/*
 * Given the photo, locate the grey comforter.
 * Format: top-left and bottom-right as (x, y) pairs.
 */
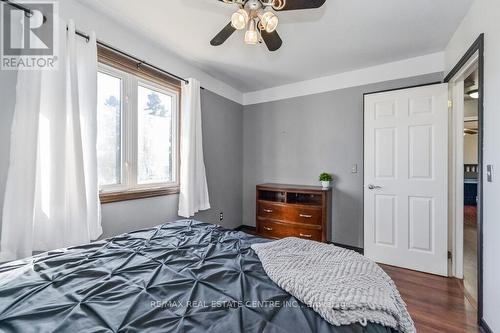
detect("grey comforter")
(0, 220), (397, 333)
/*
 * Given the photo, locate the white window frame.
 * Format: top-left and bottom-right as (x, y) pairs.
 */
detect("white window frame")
(97, 64), (126, 193)
(134, 79), (179, 189)
(97, 63), (180, 195)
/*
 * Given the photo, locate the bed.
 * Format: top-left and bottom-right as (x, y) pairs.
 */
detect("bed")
(0, 220), (396, 333)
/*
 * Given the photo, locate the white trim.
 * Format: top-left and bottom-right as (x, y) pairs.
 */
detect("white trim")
(243, 52), (445, 106)
(202, 80), (243, 105)
(447, 51), (479, 278)
(97, 63), (127, 193)
(451, 80), (465, 279)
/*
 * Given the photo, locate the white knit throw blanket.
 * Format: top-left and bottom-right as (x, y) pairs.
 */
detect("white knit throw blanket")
(251, 238), (416, 333)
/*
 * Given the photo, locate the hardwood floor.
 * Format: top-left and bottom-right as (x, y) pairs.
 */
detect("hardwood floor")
(381, 264), (479, 333)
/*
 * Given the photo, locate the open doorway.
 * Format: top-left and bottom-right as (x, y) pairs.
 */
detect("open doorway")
(463, 70), (479, 305)
(445, 34), (484, 325)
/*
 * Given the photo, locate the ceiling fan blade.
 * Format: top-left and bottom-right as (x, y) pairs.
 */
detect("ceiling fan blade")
(210, 22), (236, 46)
(261, 30), (282, 51)
(275, 0), (326, 11)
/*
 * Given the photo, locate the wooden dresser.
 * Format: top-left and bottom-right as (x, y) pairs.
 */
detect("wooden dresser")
(256, 183), (332, 242)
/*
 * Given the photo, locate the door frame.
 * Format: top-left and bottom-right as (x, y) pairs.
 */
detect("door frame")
(444, 34), (484, 326)
(447, 56), (478, 280)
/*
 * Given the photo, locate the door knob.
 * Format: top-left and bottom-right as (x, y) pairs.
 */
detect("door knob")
(368, 184), (382, 190)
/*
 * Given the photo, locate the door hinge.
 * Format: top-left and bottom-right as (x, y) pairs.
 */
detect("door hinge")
(448, 251), (452, 259)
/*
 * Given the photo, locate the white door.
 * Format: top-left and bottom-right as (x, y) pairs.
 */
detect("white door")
(364, 84), (448, 276)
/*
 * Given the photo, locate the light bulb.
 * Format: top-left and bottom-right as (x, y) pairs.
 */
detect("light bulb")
(260, 11), (279, 33)
(244, 20), (259, 45)
(468, 90), (479, 99)
(231, 9), (249, 30)
(245, 30), (259, 44)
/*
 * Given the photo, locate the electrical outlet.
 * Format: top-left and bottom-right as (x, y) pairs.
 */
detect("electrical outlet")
(219, 212), (224, 222)
(352, 164), (358, 174)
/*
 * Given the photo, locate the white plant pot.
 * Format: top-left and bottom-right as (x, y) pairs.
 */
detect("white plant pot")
(321, 181), (330, 189)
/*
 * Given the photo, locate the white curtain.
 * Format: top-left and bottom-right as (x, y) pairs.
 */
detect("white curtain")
(0, 20), (102, 262)
(178, 79), (210, 218)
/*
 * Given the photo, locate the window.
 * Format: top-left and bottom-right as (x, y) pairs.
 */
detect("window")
(137, 84), (175, 185)
(96, 50), (180, 203)
(97, 71), (122, 187)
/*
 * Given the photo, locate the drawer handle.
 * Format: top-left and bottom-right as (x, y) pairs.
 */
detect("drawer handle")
(299, 214), (313, 218)
(264, 226), (273, 231)
(263, 209), (273, 213)
(299, 233), (312, 238)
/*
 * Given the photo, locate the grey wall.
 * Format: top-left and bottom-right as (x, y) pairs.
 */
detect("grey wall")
(242, 73), (443, 248)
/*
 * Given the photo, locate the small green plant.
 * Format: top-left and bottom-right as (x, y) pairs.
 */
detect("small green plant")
(319, 172), (333, 182)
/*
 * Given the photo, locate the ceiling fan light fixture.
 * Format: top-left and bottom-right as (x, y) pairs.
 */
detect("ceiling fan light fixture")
(244, 20), (259, 45)
(259, 10), (279, 33)
(231, 9), (249, 30)
(468, 89), (479, 99)
(211, 0), (326, 51)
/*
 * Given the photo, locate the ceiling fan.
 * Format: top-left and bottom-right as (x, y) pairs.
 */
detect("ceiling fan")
(210, 0), (326, 51)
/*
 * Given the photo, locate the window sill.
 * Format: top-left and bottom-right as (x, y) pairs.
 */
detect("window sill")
(100, 186), (180, 204)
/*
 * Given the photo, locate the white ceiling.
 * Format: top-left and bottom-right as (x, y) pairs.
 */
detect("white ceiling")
(80, 0), (473, 93)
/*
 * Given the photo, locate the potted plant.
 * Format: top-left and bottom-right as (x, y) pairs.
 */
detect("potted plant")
(319, 172), (333, 189)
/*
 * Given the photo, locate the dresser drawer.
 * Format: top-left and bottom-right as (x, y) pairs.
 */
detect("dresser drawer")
(258, 201), (322, 226)
(257, 201), (286, 220)
(258, 219), (322, 241)
(285, 205), (322, 225)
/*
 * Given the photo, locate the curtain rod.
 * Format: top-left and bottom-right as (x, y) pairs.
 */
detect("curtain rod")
(0, 0), (46, 22)
(1, 0), (200, 88)
(76, 31), (190, 85)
